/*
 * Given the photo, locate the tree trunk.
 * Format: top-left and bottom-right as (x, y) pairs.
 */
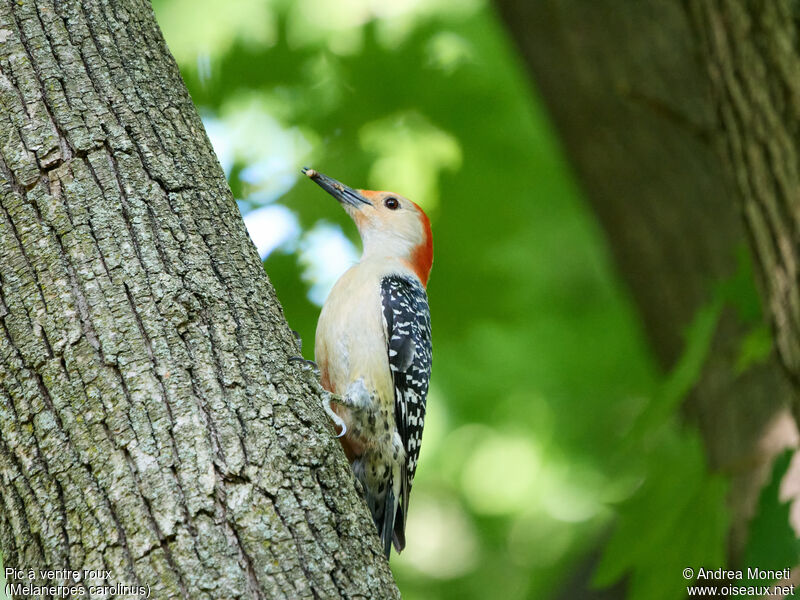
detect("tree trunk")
(493, 0), (797, 569)
(0, 0), (398, 598)
(687, 1), (800, 391)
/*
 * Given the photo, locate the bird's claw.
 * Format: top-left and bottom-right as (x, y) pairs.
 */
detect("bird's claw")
(322, 393), (347, 438)
(288, 356), (342, 436)
(288, 356), (319, 374)
(291, 329), (303, 352)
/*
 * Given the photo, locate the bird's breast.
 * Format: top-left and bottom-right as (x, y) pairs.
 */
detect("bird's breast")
(315, 265), (392, 398)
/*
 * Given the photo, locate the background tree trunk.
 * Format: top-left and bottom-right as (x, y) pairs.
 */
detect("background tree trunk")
(494, 0), (798, 582)
(0, 0), (398, 598)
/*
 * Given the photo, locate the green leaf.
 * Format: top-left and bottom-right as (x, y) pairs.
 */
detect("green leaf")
(594, 429), (728, 598)
(714, 245), (763, 325)
(596, 292), (729, 600)
(624, 296), (722, 447)
(742, 449), (800, 571)
(735, 325), (773, 374)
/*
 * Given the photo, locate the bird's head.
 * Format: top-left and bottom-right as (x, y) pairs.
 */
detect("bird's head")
(303, 168), (433, 286)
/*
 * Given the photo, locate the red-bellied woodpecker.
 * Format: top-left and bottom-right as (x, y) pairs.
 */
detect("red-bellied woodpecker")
(302, 167), (433, 558)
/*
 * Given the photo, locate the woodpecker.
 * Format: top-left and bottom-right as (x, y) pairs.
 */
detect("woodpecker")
(303, 167), (433, 558)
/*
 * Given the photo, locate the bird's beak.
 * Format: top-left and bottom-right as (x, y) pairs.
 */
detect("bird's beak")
(302, 168), (372, 208)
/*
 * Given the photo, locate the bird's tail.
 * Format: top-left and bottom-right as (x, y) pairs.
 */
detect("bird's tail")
(355, 459), (398, 559)
(392, 464), (409, 553)
(392, 505), (406, 553)
(380, 485), (396, 559)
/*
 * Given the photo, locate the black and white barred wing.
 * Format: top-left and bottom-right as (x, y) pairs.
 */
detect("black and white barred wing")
(380, 275), (432, 547)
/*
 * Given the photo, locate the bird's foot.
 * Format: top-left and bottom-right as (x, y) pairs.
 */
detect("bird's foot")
(288, 356), (318, 369)
(287, 355), (343, 436)
(322, 392), (347, 438)
(327, 380), (382, 440)
(288, 356), (321, 390)
(330, 379), (373, 413)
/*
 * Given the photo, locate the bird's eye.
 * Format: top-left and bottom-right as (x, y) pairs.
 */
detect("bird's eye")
(384, 197), (400, 210)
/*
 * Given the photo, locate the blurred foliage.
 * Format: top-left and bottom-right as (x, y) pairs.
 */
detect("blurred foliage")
(736, 450), (800, 597)
(595, 295), (728, 600)
(148, 1), (785, 598)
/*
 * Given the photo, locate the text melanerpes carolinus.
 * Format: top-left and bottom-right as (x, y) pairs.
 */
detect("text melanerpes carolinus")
(303, 168), (433, 559)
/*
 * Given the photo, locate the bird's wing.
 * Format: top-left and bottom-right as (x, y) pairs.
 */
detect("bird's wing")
(380, 275), (432, 549)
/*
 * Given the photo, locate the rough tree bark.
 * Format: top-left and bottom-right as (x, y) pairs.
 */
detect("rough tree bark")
(0, 0), (398, 598)
(688, 1), (800, 390)
(494, 0), (798, 581)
